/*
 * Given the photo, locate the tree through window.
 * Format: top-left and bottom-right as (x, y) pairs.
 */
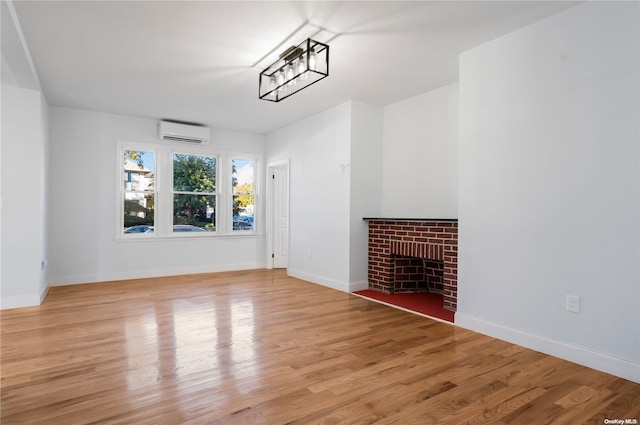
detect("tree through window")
(172, 154), (217, 232)
(232, 159), (255, 231)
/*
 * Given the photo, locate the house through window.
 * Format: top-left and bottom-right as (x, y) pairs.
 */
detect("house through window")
(122, 150), (155, 234)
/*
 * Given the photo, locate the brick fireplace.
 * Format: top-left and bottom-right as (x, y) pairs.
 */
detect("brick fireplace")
(364, 218), (458, 311)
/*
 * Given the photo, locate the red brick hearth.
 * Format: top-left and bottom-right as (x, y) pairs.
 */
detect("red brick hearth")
(365, 218), (458, 311)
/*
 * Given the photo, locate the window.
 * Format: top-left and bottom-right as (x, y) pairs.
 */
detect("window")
(118, 145), (259, 238)
(172, 154), (217, 232)
(122, 150), (155, 234)
(232, 159), (255, 231)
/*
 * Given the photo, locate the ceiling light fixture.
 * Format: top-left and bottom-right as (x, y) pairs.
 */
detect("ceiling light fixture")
(259, 38), (329, 102)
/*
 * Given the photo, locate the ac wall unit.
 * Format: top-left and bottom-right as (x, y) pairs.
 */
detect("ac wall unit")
(158, 121), (210, 144)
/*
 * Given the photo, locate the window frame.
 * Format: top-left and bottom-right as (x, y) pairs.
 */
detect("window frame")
(118, 143), (157, 239)
(115, 143), (262, 240)
(231, 157), (258, 234)
(170, 150), (219, 236)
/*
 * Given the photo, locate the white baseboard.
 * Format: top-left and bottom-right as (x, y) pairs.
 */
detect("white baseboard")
(39, 285), (49, 303)
(349, 280), (369, 292)
(287, 269), (350, 292)
(48, 262), (267, 287)
(456, 312), (640, 384)
(1, 293), (42, 310)
(1, 284), (50, 310)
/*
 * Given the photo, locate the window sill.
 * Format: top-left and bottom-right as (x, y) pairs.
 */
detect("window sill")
(116, 232), (262, 242)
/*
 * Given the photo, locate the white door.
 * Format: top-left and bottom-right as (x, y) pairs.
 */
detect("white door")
(272, 167), (289, 268)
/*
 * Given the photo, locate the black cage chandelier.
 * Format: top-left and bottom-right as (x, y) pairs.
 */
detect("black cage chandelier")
(259, 38), (329, 102)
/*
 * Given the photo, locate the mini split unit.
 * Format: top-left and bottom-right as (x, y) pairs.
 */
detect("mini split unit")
(158, 121), (210, 144)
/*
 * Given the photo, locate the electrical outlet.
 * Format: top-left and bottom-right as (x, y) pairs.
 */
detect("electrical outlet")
(566, 294), (580, 313)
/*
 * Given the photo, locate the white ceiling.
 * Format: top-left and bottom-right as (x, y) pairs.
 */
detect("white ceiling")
(8, 1), (579, 134)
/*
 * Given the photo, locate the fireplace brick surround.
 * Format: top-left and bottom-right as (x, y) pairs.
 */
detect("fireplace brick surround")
(364, 218), (458, 311)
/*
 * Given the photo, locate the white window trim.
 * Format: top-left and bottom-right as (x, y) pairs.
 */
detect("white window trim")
(170, 150), (219, 236)
(229, 154), (260, 235)
(115, 142), (262, 241)
(117, 142), (158, 240)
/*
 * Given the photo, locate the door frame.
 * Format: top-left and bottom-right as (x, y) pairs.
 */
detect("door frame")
(266, 160), (290, 269)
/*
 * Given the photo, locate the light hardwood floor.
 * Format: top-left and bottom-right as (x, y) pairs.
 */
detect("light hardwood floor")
(1, 269), (638, 424)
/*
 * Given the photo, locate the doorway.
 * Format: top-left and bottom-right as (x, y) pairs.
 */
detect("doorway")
(268, 163), (289, 269)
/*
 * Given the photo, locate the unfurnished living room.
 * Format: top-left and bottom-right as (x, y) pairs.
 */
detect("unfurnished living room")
(1, 1), (639, 424)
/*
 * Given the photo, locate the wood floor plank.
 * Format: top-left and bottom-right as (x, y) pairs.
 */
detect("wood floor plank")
(1, 269), (638, 424)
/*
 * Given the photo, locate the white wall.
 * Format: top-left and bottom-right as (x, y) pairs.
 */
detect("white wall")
(349, 101), (383, 288)
(457, 1), (640, 382)
(48, 107), (267, 285)
(267, 102), (353, 291)
(381, 82), (459, 218)
(1, 85), (49, 308)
